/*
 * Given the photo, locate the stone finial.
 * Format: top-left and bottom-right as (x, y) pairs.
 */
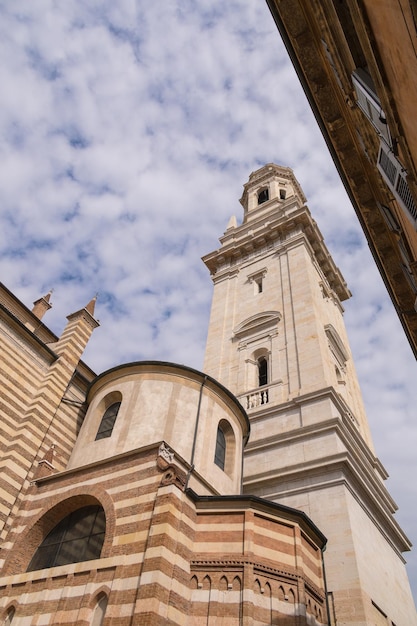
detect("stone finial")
(34, 444), (56, 480)
(31, 290), (53, 321)
(41, 444), (56, 465)
(226, 215), (237, 231)
(85, 294), (98, 317)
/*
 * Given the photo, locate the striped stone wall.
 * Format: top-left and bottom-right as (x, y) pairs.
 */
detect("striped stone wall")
(0, 445), (193, 625)
(0, 288), (97, 547)
(189, 497), (326, 625)
(0, 444), (326, 625)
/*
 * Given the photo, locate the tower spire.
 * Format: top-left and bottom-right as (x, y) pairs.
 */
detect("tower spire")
(84, 293), (98, 317)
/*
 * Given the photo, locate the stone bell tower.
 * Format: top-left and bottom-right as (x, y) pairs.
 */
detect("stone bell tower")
(203, 164), (417, 626)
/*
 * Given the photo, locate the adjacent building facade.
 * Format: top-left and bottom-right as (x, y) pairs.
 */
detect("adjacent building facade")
(265, 0), (417, 358)
(0, 165), (416, 625)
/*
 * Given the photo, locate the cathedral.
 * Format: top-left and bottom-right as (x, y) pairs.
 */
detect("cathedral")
(0, 164), (415, 625)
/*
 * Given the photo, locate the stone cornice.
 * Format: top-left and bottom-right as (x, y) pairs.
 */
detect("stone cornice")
(243, 428), (410, 556)
(244, 452), (411, 558)
(186, 488), (326, 547)
(233, 311), (281, 339)
(203, 202), (350, 301)
(66, 307), (100, 331)
(244, 385), (389, 485)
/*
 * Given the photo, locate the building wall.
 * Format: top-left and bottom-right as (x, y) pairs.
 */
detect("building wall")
(67, 362), (249, 497)
(276, 481), (417, 626)
(0, 444), (327, 625)
(361, 0), (417, 197)
(190, 500), (326, 625)
(0, 446), (187, 625)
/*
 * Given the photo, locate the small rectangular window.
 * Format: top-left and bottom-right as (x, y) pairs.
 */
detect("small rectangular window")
(248, 269), (267, 295)
(253, 278), (263, 294)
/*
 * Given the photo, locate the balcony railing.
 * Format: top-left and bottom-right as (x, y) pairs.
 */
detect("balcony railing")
(238, 381), (282, 411)
(245, 388), (269, 409)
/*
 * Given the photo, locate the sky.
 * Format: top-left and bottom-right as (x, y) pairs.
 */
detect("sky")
(0, 0), (416, 605)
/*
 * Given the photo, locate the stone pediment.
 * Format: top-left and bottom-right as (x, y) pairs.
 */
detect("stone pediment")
(233, 311), (281, 338)
(324, 324), (349, 366)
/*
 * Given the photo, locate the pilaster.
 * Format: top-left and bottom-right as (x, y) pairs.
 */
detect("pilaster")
(0, 298), (99, 542)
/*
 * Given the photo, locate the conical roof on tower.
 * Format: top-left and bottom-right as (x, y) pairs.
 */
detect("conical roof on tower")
(84, 294), (97, 317)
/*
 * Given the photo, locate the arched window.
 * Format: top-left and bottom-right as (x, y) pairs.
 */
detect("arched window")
(4, 607), (15, 626)
(257, 188), (269, 204)
(95, 402), (120, 440)
(214, 420), (236, 475)
(258, 356), (268, 386)
(91, 593), (108, 626)
(27, 505), (105, 571)
(214, 424), (226, 470)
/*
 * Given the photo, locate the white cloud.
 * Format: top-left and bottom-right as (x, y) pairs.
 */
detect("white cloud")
(0, 0), (416, 603)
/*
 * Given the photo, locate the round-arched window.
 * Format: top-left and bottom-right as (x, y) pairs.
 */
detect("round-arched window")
(258, 356), (268, 386)
(27, 505), (105, 571)
(91, 593), (108, 626)
(214, 420), (236, 475)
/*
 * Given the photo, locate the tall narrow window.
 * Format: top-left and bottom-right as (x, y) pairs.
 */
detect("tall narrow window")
(330, 0), (367, 68)
(258, 357), (268, 387)
(257, 188), (269, 204)
(214, 425), (226, 470)
(27, 505), (105, 571)
(91, 593), (108, 626)
(95, 402), (121, 440)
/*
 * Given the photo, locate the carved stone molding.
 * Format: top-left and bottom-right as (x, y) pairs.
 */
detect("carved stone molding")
(157, 444), (187, 490)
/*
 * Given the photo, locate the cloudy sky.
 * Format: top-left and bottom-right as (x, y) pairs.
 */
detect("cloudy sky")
(1, 0), (416, 602)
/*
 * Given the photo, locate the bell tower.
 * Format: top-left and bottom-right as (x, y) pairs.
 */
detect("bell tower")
(203, 164), (417, 626)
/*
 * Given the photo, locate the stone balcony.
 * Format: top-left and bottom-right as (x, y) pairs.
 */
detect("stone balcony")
(238, 381), (283, 412)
